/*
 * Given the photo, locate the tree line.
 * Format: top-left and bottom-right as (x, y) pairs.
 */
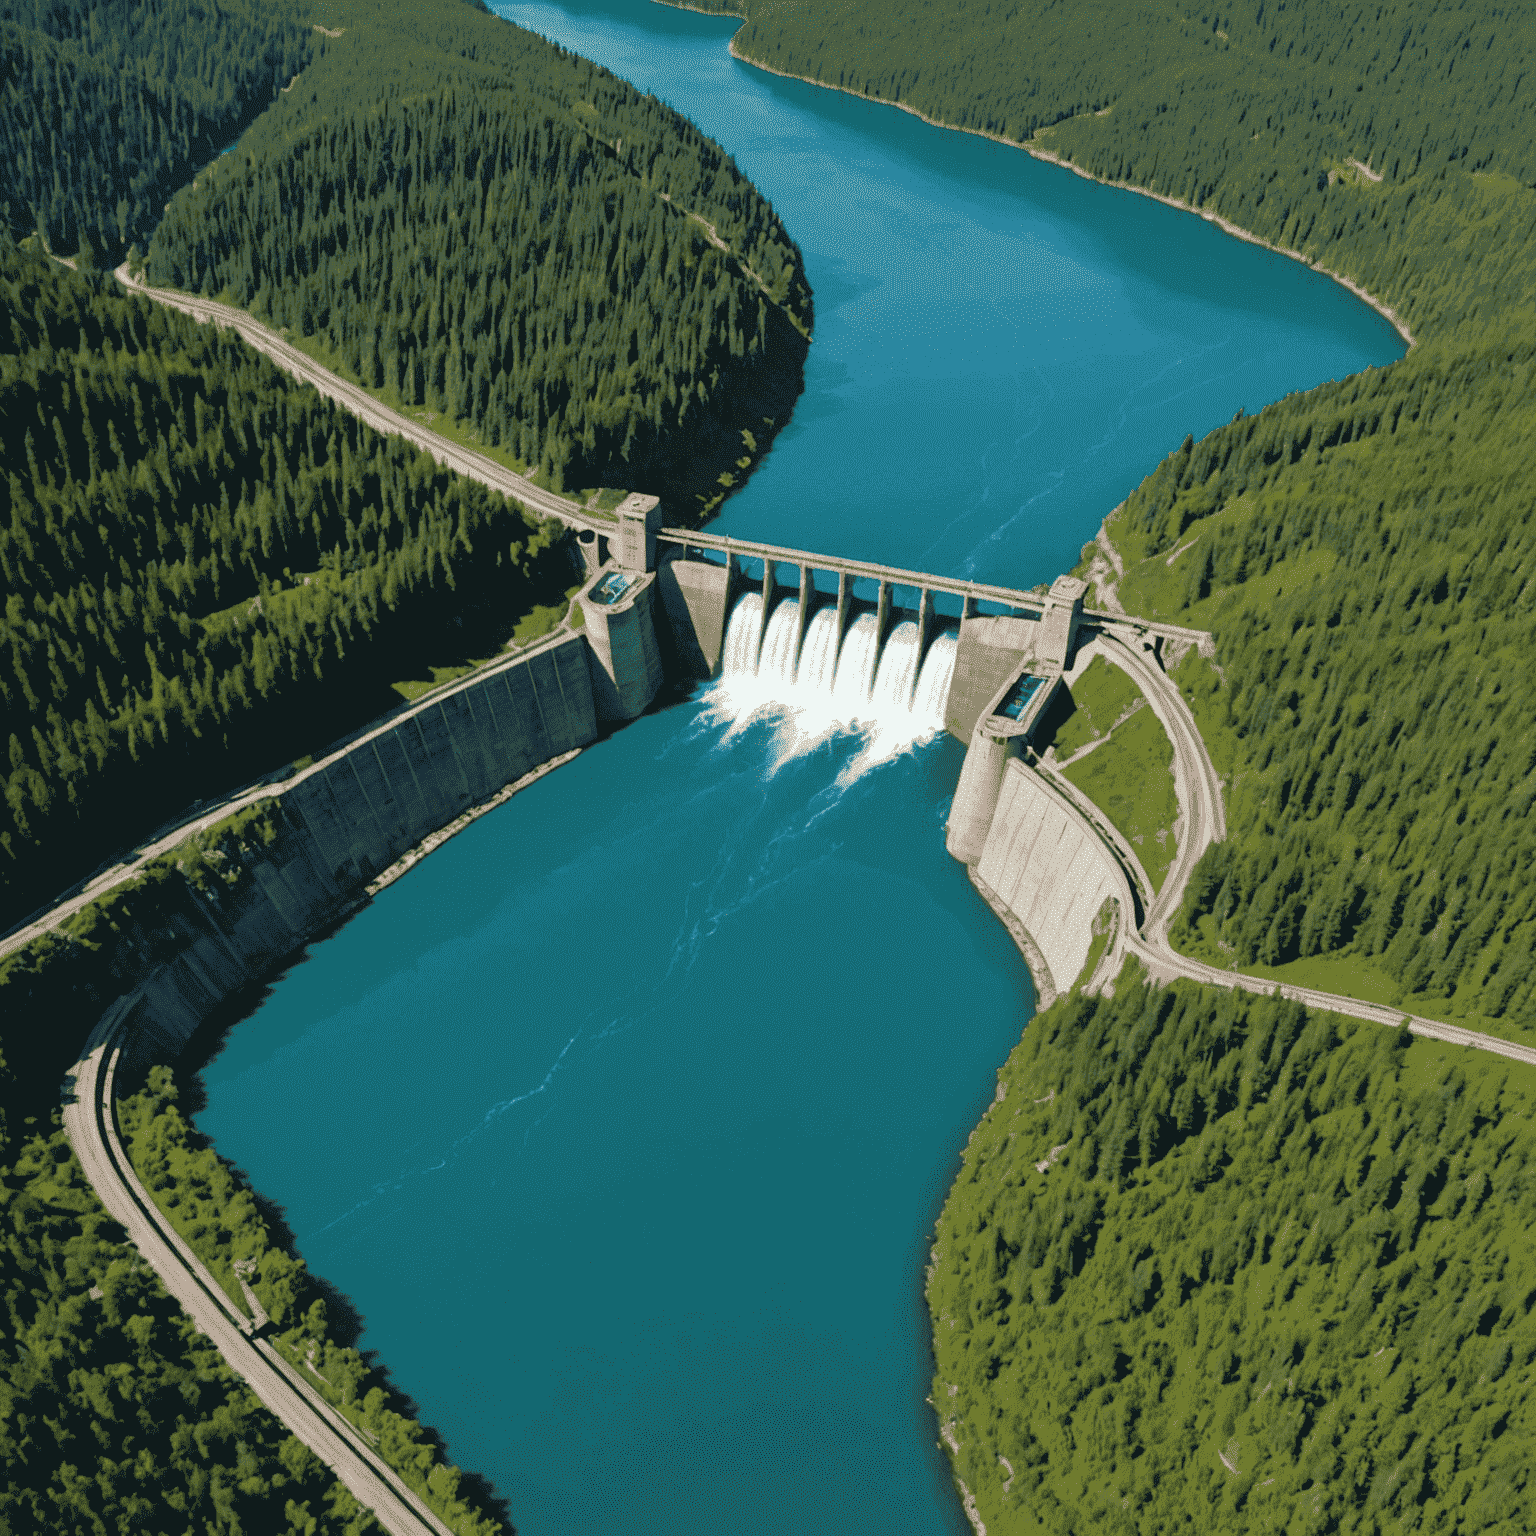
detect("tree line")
(146, 0), (813, 512)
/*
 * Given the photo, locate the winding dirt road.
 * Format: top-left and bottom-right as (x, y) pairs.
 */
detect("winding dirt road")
(114, 265), (600, 532)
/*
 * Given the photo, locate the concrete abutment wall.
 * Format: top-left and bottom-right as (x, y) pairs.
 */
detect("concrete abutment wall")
(116, 634), (599, 1067)
(973, 760), (1132, 995)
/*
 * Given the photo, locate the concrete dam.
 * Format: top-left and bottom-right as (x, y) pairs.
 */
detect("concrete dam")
(57, 490), (1158, 1089)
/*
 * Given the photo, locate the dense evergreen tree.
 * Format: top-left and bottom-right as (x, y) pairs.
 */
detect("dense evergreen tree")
(147, 0), (813, 510)
(0, 0), (312, 259)
(931, 975), (1536, 1533)
(0, 239), (572, 927)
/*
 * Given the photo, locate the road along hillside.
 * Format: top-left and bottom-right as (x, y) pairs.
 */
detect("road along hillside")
(1063, 633), (1536, 1067)
(114, 265), (601, 532)
(64, 1008), (457, 1536)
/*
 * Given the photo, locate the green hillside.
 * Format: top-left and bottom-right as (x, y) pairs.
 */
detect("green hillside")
(0, 241), (570, 928)
(930, 975), (1535, 1534)
(0, 0), (313, 260)
(1113, 337), (1536, 1035)
(146, 0), (813, 510)
(1, 1109), (379, 1536)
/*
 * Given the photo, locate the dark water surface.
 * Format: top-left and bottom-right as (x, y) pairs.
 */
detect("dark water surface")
(196, 6), (1404, 1532)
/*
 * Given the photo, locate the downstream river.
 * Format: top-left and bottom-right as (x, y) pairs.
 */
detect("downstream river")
(195, 5), (1404, 1532)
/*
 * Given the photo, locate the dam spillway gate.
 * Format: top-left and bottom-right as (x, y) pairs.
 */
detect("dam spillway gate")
(562, 493), (1190, 997)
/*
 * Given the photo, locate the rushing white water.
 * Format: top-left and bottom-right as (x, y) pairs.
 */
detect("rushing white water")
(757, 598), (801, 685)
(913, 630), (960, 723)
(796, 606), (841, 693)
(829, 613), (881, 715)
(869, 620), (921, 713)
(707, 593), (958, 778)
(721, 591), (764, 677)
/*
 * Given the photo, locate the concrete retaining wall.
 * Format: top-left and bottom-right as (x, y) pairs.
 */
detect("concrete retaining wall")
(656, 557), (732, 677)
(945, 615), (1039, 740)
(974, 759), (1133, 997)
(122, 636), (598, 1063)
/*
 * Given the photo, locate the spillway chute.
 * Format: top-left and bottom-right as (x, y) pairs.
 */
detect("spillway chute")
(721, 591), (764, 678)
(757, 599), (801, 686)
(912, 628), (959, 728)
(869, 620), (921, 714)
(796, 606), (840, 694)
(830, 613), (881, 716)
(706, 591), (956, 779)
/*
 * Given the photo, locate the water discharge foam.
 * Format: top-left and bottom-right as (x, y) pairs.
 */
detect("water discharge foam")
(706, 593), (958, 779)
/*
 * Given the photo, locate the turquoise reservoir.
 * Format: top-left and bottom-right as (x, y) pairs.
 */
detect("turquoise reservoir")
(193, 5), (1405, 1533)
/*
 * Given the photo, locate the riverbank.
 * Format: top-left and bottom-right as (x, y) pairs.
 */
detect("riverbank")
(698, 19), (1417, 350)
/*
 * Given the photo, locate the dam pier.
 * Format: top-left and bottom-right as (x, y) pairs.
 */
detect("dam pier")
(575, 496), (1172, 998)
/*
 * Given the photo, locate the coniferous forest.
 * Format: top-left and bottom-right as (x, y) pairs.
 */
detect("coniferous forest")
(7, 0), (1536, 1531)
(932, 978), (1535, 1533)
(1, 0), (313, 260)
(1, 240), (571, 928)
(146, 0), (813, 504)
(2, 0), (813, 929)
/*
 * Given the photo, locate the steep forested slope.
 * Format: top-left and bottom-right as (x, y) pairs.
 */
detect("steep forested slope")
(1, 240), (570, 927)
(0, 1092), (378, 1533)
(147, 0), (813, 508)
(0, 0), (312, 260)
(1111, 338), (1536, 1032)
(931, 977), (1536, 1533)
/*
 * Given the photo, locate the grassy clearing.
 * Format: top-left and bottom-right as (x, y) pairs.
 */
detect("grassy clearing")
(1063, 706), (1179, 892)
(1045, 654), (1144, 759)
(390, 664), (488, 702)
